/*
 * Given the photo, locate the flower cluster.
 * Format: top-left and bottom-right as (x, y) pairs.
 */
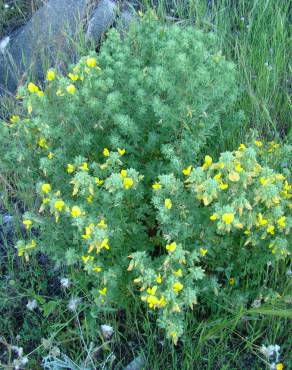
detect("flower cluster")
(186, 142), (291, 257)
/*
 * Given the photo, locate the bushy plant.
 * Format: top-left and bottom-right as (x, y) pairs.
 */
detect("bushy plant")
(1, 12), (290, 343)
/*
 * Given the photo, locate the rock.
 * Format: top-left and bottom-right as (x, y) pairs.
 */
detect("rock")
(0, 0), (87, 95)
(0, 0), (137, 96)
(124, 355), (145, 370)
(0, 213), (15, 248)
(118, 2), (137, 31)
(85, 0), (118, 44)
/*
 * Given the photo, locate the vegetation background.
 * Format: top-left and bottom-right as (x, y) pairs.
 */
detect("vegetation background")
(0, 0), (291, 369)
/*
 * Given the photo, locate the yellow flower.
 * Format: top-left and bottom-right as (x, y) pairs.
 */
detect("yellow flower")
(222, 213), (234, 225)
(152, 182), (161, 190)
(86, 57), (97, 68)
(257, 213), (268, 226)
(214, 173), (222, 181)
(118, 148), (126, 156)
(92, 266), (102, 272)
(235, 163), (243, 172)
(28, 82), (39, 93)
(66, 84), (76, 94)
(173, 268), (183, 277)
(267, 225), (275, 235)
(157, 296), (167, 308)
(170, 331), (178, 344)
(147, 295), (159, 308)
(54, 200), (65, 212)
(182, 165), (192, 176)
(97, 219), (107, 228)
(42, 197), (50, 204)
(82, 223), (94, 239)
(27, 104), (33, 114)
(199, 248), (208, 256)
(260, 177), (269, 186)
(38, 137), (48, 149)
(172, 282), (184, 293)
(164, 198), (172, 209)
(276, 363), (284, 370)
(277, 216), (286, 228)
(213, 161), (225, 169)
(147, 286), (158, 295)
(254, 140), (263, 147)
(86, 195), (93, 203)
(41, 183), (51, 194)
(95, 177), (104, 186)
(23, 219), (33, 230)
(68, 73), (78, 81)
(99, 287), (107, 295)
(79, 162), (89, 171)
(71, 206), (82, 218)
(244, 230), (250, 235)
(82, 255), (94, 263)
(67, 164), (74, 173)
(103, 148), (110, 157)
(47, 152), (54, 159)
(46, 70), (56, 81)
(228, 171), (240, 182)
(123, 177), (134, 189)
(229, 277), (235, 285)
(210, 213), (218, 221)
(120, 169), (127, 178)
(166, 242), (177, 253)
(101, 238), (110, 250)
(238, 144), (246, 151)
(202, 155), (212, 169)
(10, 115), (20, 124)
(156, 274), (162, 284)
(219, 182), (228, 190)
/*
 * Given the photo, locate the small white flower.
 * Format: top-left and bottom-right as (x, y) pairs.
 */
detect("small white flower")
(26, 299), (38, 311)
(286, 269), (292, 276)
(240, 17), (245, 21)
(68, 297), (81, 311)
(60, 277), (70, 289)
(12, 346), (23, 357)
(21, 357), (28, 365)
(101, 324), (114, 339)
(251, 299), (261, 308)
(4, 3), (10, 8)
(0, 36), (10, 53)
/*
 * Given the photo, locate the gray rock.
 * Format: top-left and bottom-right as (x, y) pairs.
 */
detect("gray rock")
(0, 213), (15, 247)
(118, 2), (137, 31)
(85, 0), (118, 44)
(0, 0), (87, 95)
(124, 355), (145, 370)
(0, 0), (137, 96)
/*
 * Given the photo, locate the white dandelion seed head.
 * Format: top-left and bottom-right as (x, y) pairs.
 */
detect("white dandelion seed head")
(60, 277), (70, 289)
(101, 324), (114, 339)
(26, 299), (37, 311)
(68, 297), (81, 311)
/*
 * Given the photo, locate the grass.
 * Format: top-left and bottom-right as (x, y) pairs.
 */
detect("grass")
(0, 0), (291, 368)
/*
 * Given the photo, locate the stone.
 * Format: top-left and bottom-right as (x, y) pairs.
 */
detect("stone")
(0, 0), (88, 95)
(85, 0), (118, 44)
(124, 355), (145, 370)
(0, 0), (136, 96)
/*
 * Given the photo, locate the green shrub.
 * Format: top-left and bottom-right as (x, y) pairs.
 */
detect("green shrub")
(2, 12), (290, 344)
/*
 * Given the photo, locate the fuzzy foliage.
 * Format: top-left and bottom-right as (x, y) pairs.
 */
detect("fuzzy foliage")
(2, 13), (290, 343)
